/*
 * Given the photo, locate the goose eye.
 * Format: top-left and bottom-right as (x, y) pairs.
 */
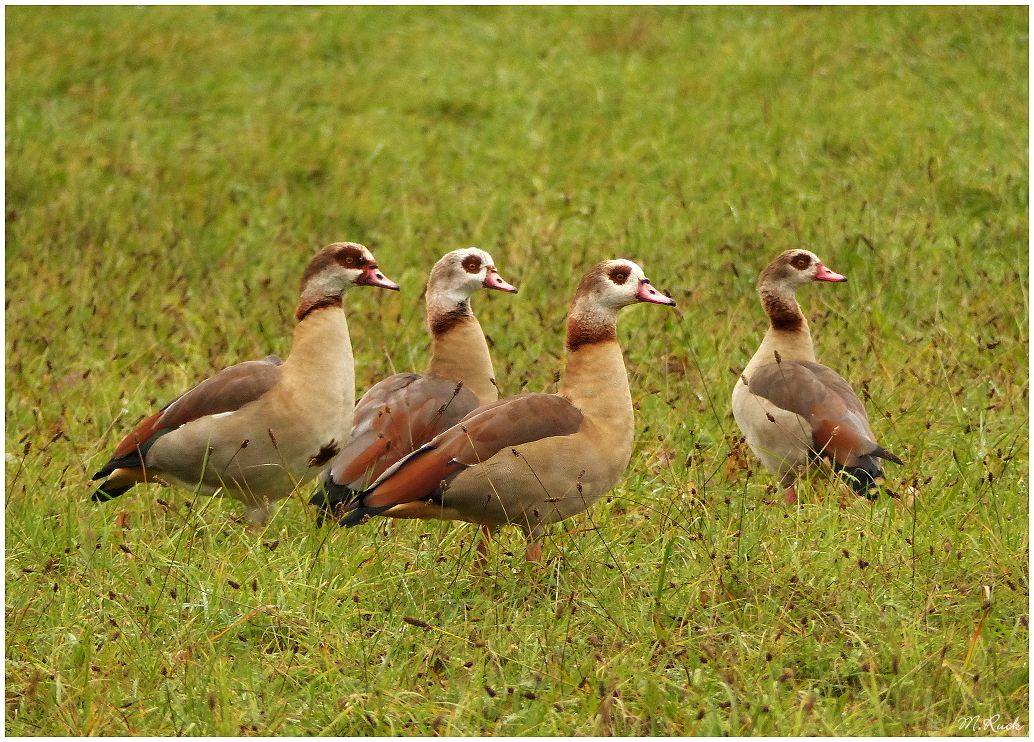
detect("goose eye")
(791, 255), (810, 270)
(337, 247), (368, 268)
(462, 257), (481, 273)
(610, 268), (630, 285)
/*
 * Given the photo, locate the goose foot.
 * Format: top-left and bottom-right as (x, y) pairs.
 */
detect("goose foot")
(474, 526), (492, 569)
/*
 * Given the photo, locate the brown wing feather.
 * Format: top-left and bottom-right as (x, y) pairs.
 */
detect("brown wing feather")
(329, 374), (480, 489)
(798, 362), (875, 433)
(330, 434), (392, 485)
(812, 418), (878, 467)
(108, 408), (166, 461)
(110, 359), (283, 459)
(747, 360), (881, 467)
(363, 393), (584, 509)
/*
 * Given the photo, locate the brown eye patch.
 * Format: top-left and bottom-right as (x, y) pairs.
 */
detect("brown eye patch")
(337, 246), (367, 268)
(791, 254), (811, 270)
(462, 256), (482, 273)
(609, 267), (631, 285)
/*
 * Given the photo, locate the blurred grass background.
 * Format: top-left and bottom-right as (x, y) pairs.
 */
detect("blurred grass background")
(6, 6), (1027, 735)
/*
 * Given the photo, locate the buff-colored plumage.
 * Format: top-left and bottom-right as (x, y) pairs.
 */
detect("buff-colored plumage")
(340, 259), (676, 560)
(731, 249), (901, 502)
(90, 242), (399, 526)
(313, 249), (516, 517)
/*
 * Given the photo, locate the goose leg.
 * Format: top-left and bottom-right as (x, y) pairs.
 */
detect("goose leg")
(245, 501), (273, 533)
(474, 525), (497, 568)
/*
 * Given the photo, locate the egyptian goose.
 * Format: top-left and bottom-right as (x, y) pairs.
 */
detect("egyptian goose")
(336, 259), (676, 560)
(312, 248), (517, 518)
(731, 249), (902, 502)
(90, 242), (400, 526)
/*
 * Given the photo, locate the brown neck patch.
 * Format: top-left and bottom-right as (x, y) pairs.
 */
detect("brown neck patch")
(429, 303), (471, 337)
(295, 297), (343, 322)
(761, 291), (803, 333)
(566, 314), (618, 353)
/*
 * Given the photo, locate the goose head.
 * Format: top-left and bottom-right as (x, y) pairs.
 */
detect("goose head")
(759, 249), (846, 294)
(296, 242), (399, 320)
(427, 247), (518, 309)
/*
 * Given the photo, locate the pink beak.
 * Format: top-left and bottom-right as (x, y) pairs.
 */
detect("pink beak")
(636, 279), (676, 306)
(815, 263), (847, 282)
(358, 265), (401, 291)
(483, 268), (518, 293)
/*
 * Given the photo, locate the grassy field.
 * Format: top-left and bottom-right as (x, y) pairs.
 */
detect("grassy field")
(5, 6), (1028, 736)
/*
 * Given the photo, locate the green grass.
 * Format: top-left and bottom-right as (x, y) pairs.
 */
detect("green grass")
(6, 6), (1028, 736)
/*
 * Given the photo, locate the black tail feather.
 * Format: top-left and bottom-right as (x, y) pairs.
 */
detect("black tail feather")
(90, 451), (146, 503)
(310, 473), (361, 526)
(91, 427), (173, 484)
(834, 453), (890, 500)
(811, 446), (901, 500)
(91, 483), (134, 502)
(837, 463), (885, 500)
(873, 445), (904, 466)
(91, 450), (144, 482)
(339, 503), (396, 528)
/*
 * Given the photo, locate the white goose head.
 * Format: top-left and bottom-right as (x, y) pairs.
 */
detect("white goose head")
(296, 242), (399, 320)
(427, 247), (518, 308)
(577, 259), (676, 311)
(759, 249), (846, 294)
(566, 259), (675, 352)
